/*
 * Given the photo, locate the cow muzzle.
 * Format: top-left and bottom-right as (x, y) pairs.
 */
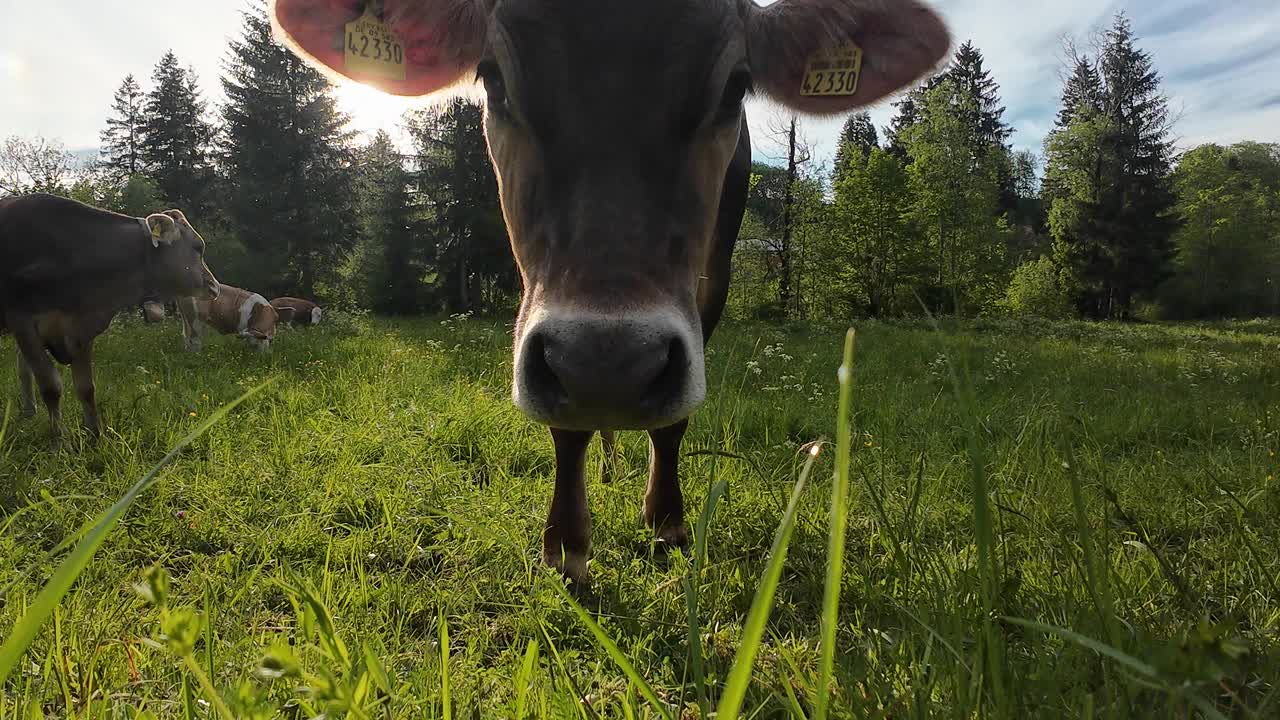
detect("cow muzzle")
(513, 306), (705, 430)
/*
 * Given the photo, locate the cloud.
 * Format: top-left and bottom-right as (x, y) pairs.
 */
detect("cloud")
(2, 0), (1277, 172)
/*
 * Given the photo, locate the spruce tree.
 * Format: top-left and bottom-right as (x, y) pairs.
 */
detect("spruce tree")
(885, 42), (1015, 211)
(1098, 12), (1176, 315)
(948, 41), (1012, 150)
(357, 131), (424, 314)
(832, 112), (878, 181)
(141, 52), (214, 213)
(99, 74), (146, 179)
(221, 1), (359, 298)
(1044, 13), (1177, 318)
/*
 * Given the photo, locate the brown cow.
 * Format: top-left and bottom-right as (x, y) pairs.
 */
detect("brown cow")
(268, 296), (322, 327)
(0, 193), (220, 444)
(270, 0), (950, 585)
(178, 283), (280, 353)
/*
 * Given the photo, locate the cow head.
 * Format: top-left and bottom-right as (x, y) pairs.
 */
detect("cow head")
(240, 302), (280, 353)
(270, 0), (950, 429)
(145, 210), (220, 302)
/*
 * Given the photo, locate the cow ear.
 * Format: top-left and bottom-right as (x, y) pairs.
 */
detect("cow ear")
(164, 209), (188, 223)
(269, 0), (490, 97)
(145, 213), (179, 247)
(745, 0), (951, 116)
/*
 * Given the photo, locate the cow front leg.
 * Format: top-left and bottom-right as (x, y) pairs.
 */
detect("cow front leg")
(643, 419), (690, 551)
(15, 348), (35, 418)
(543, 428), (593, 587)
(178, 298), (202, 353)
(69, 344), (100, 442)
(11, 325), (64, 444)
(599, 430), (618, 484)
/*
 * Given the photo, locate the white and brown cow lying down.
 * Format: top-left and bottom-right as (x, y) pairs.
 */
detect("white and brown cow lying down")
(178, 283), (279, 353)
(270, 0), (951, 586)
(269, 296), (322, 327)
(0, 192), (220, 444)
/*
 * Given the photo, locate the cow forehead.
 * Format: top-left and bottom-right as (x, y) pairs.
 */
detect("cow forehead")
(494, 0), (743, 134)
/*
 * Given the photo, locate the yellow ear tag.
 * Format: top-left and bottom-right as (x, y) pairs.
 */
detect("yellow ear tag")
(151, 223), (162, 238)
(800, 43), (864, 97)
(344, 9), (406, 81)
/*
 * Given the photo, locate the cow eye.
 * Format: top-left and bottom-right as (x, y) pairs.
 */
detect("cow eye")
(476, 59), (511, 119)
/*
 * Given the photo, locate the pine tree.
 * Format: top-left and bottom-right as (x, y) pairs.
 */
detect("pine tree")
(948, 41), (1013, 150)
(885, 42), (1016, 210)
(1098, 13), (1177, 315)
(357, 131), (424, 314)
(99, 74), (146, 179)
(141, 52), (214, 213)
(832, 112), (878, 181)
(221, 1), (359, 297)
(1045, 13), (1177, 318)
(407, 99), (510, 312)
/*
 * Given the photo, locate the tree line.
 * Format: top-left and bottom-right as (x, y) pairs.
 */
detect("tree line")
(727, 13), (1278, 322)
(2, 5), (1275, 321)
(1, 1), (508, 314)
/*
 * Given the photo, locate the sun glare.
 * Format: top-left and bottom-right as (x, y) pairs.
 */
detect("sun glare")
(332, 80), (420, 137)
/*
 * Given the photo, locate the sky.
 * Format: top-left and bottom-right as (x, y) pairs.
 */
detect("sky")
(3, 0), (1279, 174)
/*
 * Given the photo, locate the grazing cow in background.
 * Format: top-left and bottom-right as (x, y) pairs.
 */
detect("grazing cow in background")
(178, 283), (280, 353)
(269, 296), (323, 327)
(270, 0), (950, 585)
(0, 193), (220, 444)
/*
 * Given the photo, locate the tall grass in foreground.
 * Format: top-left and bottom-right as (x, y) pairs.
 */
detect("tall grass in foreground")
(0, 381), (274, 688)
(0, 318), (1273, 717)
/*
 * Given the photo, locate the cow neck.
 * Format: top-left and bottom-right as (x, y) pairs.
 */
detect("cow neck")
(137, 218), (162, 304)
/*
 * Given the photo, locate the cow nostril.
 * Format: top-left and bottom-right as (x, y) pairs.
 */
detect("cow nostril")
(523, 332), (568, 405)
(646, 337), (687, 399)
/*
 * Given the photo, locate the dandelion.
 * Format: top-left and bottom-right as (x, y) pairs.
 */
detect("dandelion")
(188, 411), (197, 417)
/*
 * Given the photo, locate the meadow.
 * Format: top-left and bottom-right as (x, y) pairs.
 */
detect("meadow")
(0, 311), (1276, 718)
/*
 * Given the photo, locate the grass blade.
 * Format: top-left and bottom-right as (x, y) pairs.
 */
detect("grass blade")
(514, 638), (540, 719)
(816, 328), (855, 720)
(684, 348), (737, 717)
(440, 609), (451, 720)
(551, 582), (673, 720)
(999, 616), (1158, 678)
(716, 440), (822, 719)
(0, 380), (274, 686)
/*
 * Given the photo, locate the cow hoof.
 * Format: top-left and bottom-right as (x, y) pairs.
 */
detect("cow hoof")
(544, 548), (591, 590)
(18, 406), (35, 419)
(652, 523), (690, 556)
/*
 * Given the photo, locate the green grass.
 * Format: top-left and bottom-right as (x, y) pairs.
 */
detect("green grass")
(0, 310), (1277, 717)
